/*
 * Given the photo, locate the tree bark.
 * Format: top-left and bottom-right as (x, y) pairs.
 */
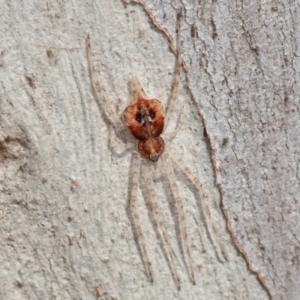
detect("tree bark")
(1, 0), (298, 299)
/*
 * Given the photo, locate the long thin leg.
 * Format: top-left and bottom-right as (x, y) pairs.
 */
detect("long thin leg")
(131, 76), (148, 102)
(165, 13), (182, 127)
(163, 106), (184, 141)
(108, 124), (134, 155)
(168, 146), (228, 262)
(162, 154), (195, 285)
(143, 163), (181, 290)
(130, 153), (153, 283)
(86, 35), (121, 126)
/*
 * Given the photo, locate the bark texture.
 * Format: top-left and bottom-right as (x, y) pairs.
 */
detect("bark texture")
(0, 0), (298, 299)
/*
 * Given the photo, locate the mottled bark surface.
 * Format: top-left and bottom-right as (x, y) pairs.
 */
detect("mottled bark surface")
(0, 0), (297, 299)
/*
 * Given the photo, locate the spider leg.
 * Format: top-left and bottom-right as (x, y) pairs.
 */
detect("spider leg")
(86, 35), (122, 127)
(162, 154), (195, 285)
(131, 76), (148, 102)
(108, 124), (134, 156)
(165, 12), (182, 128)
(163, 106), (184, 141)
(143, 162), (181, 290)
(168, 146), (228, 262)
(130, 153), (153, 283)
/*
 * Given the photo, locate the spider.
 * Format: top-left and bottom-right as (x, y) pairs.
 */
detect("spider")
(86, 15), (226, 290)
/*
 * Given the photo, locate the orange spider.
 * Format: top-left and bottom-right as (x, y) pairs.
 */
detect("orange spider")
(86, 14), (226, 290)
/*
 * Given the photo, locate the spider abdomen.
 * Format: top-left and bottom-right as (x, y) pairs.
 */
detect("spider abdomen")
(138, 136), (165, 162)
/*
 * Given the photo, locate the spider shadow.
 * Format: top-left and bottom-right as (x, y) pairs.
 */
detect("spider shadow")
(125, 156), (179, 285)
(158, 164), (191, 277)
(124, 156), (147, 278)
(138, 160), (180, 285)
(173, 163), (224, 263)
(107, 128), (135, 159)
(87, 63), (110, 122)
(87, 60), (131, 147)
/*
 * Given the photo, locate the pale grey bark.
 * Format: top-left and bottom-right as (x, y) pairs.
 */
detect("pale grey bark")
(0, 0), (297, 299)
